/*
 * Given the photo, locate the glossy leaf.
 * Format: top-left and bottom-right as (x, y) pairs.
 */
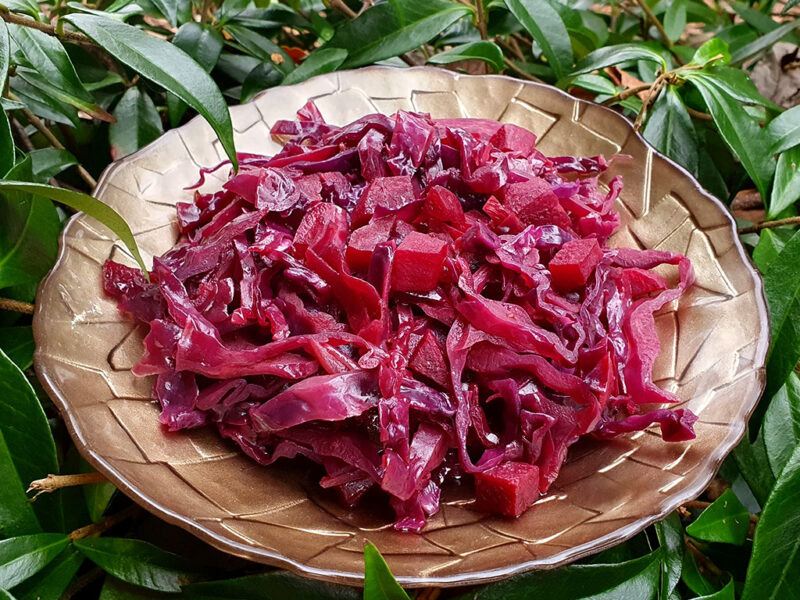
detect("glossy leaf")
(663, 0), (686, 42)
(0, 159), (61, 289)
(172, 22), (224, 73)
(98, 576), (175, 599)
(0, 327), (33, 370)
(763, 372), (800, 479)
(569, 73), (618, 95)
(768, 147), (800, 218)
(453, 551), (660, 599)
(753, 228), (792, 272)
(0, 21), (11, 177)
(150, 0), (179, 26)
(684, 72), (774, 201)
(655, 513), (683, 598)
(7, 25), (113, 122)
(12, 546), (84, 600)
(9, 78), (80, 126)
(0, 590), (15, 600)
(364, 543), (410, 600)
(224, 25), (294, 75)
(0, 181), (148, 276)
(182, 571), (360, 599)
(683, 67), (778, 109)
(65, 1), (143, 21)
(0, 430), (40, 538)
(505, 0), (572, 80)
(767, 105), (800, 154)
(27, 148), (78, 183)
(570, 43), (666, 76)
(63, 14), (237, 170)
(282, 47), (347, 86)
(83, 477), (117, 523)
(742, 444), (800, 600)
(74, 538), (196, 592)
(326, 0), (473, 69)
(686, 489), (750, 545)
(0, 534), (69, 589)
(691, 38), (731, 66)
(730, 18), (800, 65)
(643, 85), (698, 175)
(109, 87), (164, 160)
(762, 229), (800, 404)
(733, 432), (775, 507)
(240, 62), (283, 103)
(696, 580), (736, 600)
(680, 549), (718, 596)
(427, 41), (504, 71)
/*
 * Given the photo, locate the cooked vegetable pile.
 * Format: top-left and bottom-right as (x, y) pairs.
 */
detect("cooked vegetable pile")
(103, 105), (697, 531)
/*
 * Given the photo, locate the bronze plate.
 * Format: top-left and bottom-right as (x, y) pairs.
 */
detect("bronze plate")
(33, 67), (769, 587)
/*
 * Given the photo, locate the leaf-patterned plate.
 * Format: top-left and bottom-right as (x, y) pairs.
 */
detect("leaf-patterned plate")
(33, 67), (768, 587)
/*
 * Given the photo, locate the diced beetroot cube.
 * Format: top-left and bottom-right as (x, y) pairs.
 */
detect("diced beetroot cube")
(425, 185), (465, 227)
(409, 330), (449, 387)
(392, 232), (448, 292)
(489, 124), (537, 156)
(392, 219), (415, 242)
(474, 462), (540, 517)
(620, 268), (668, 298)
(352, 176), (415, 227)
(549, 238), (603, 291)
(483, 195), (524, 233)
(502, 179), (571, 229)
(346, 216), (394, 272)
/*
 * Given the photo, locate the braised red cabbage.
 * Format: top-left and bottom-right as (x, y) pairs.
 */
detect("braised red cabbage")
(103, 106), (696, 530)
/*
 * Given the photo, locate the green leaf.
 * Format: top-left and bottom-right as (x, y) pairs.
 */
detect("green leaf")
(569, 73), (618, 95)
(0, 534), (70, 589)
(453, 551), (661, 599)
(742, 444), (800, 600)
(12, 546), (84, 600)
(683, 67), (777, 109)
(172, 22), (224, 73)
(685, 489), (750, 545)
(733, 433), (775, 507)
(769, 147), (800, 217)
(7, 25), (113, 122)
(182, 571), (361, 599)
(0, 181), (148, 276)
(74, 538), (196, 592)
(504, 0), (572, 80)
(730, 18), (800, 65)
(3, 0), (41, 19)
(99, 576), (176, 599)
(65, 1), (143, 21)
(427, 41), (504, 72)
(655, 513), (683, 598)
(684, 72), (774, 201)
(680, 549), (718, 596)
(84, 478), (117, 523)
(63, 14), (237, 170)
(240, 62), (283, 102)
(762, 229), (800, 405)
(643, 86), (698, 175)
(0, 111), (13, 179)
(663, 0), (686, 42)
(326, 0), (473, 70)
(9, 78), (80, 127)
(0, 590), (16, 600)
(763, 372), (800, 478)
(0, 430), (40, 538)
(282, 47), (347, 86)
(767, 105), (800, 154)
(0, 158), (61, 290)
(753, 228), (792, 272)
(0, 326), (33, 370)
(224, 25), (294, 75)
(570, 43), (666, 77)
(109, 87), (163, 160)
(27, 148), (78, 183)
(696, 580), (736, 600)
(150, 0), (179, 26)
(364, 543), (410, 600)
(691, 38), (731, 66)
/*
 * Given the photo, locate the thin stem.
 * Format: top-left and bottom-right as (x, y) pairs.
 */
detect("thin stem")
(10, 118), (35, 152)
(69, 504), (139, 540)
(60, 568), (105, 600)
(686, 106), (713, 121)
(0, 10), (92, 45)
(11, 94), (98, 189)
(600, 83), (652, 105)
(634, 74), (667, 130)
(739, 216), (800, 234)
(497, 38), (525, 62)
(0, 298), (34, 314)
(685, 538), (724, 577)
(475, 0), (488, 40)
(28, 472), (108, 500)
(632, 0), (672, 48)
(503, 58), (545, 83)
(328, 0), (357, 19)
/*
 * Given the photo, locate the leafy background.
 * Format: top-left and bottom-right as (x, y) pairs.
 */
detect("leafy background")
(0, 0), (799, 598)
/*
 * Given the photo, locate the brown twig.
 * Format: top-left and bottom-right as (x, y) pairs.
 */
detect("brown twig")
(69, 504), (139, 540)
(328, 0), (357, 19)
(0, 10), (93, 45)
(685, 537), (724, 577)
(28, 472), (108, 500)
(60, 568), (105, 600)
(10, 117), (35, 152)
(632, 0), (672, 47)
(738, 216), (800, 234)
(634, 74), (667, 129)
(0, 298), (34, 314)
(503, 58), (545, 83)
(11, 94), (98, 189)
(600, 83), (652, 105)
(686, 106), (713, 120)
(475, 0), (488, 40)
(497, 38), (525, 62)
